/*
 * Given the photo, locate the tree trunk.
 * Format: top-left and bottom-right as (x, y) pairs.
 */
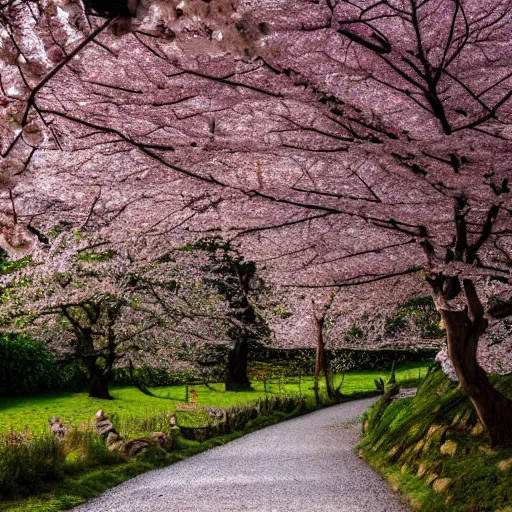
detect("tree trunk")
(442, 307), (512, 445)
(225, 339), (251, 391)
(314, 316), (329, 403)
(86, 359), (113, 400)
(323, 349), (333, 399)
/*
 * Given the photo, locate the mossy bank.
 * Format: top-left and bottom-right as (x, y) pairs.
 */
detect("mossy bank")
(360, 366), (512, 512)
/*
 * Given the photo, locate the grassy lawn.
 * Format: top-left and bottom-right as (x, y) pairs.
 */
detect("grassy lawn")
(0, 361), (430, 433)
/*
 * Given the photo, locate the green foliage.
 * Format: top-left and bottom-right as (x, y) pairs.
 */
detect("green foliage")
(0, 361), (431, 511)
(0, 433), (65, 498)
(0, 248), (31, 275)
(387, 361), (396, 384)
(0, 334), (60, 395)
(273, 308), (292, 319)
(344, 325), (364, 342)
(385, 295), (443, 338)
(374, 377), (385, 392)
(0, 362), (430, 433)
(76, 249), (117, 262)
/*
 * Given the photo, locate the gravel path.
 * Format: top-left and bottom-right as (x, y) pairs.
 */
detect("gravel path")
(71, 397), (409, 512)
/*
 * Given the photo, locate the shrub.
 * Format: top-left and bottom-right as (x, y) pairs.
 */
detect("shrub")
(65, 429), (125, 468)
(0, 334), (61, 395)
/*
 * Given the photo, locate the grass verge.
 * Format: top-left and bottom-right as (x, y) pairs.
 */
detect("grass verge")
(0, 362), (430, 511)
(360, 366), (512, 512)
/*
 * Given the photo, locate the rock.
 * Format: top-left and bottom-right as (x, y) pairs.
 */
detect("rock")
(470, 422), (484, 436)
(358, 449), (365, 459)
(478, 444), (497, 456)
(426, 424), (447, 440)
(107, 432), (120, 446)
(120, 438), (154, 457)
(95, 409), (106, 422)
(96, 419), (115, 436)
(387, 475), (400, 492)
(440, 440), (457, 457)
(387, 444), (400, 459)
(408, 498), (423, 511)
(412, 439), (425, 454)
(169, 415), (177, 426)
(423, 424), (448, 452)
(417, 463), (428, 478)
(204, 406), (227, 422)
(49, 417), (67, 441)
(425, 473), (439, 486)
(458, 411), (473, 428)
(151, 432), (172, 452)
(497, 458), (512, 472)
(108, 441), (123, 452)
(432, 478), (452, 493)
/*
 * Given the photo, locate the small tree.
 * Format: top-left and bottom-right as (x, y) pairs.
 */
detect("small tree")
(312, 292), (337, 403)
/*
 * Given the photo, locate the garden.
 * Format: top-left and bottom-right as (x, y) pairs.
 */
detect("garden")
(1, 1), (512, 511)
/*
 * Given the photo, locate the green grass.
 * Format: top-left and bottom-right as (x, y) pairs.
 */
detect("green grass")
(360, 367), (512, 512)
(0, 362), (429, 434)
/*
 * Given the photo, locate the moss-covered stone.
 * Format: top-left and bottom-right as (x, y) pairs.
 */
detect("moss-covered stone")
(432, 478), (452, 493)
(387, 475), (400, 492)
(497, 458), (512, 472)
(413, 439), (425, 454)
(360, 369), (512, 512)
(440, 440), (457, 457)
(417, 462), (428, 478)
(387, 444), (400, 459)
(470, 422), (484, 436)
(478, 444), (497, 456)
(423, 424), (448, 452)
(425, 473), (439, 486)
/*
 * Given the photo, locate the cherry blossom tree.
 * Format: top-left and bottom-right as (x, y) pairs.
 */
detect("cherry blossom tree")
(0, 232), (231, 398)
(0, 1), (511, 442)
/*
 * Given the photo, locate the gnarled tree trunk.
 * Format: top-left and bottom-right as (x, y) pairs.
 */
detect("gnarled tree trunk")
(85, 357), (113, 400)
(437, 279), (512, 445)
(225, 339), (251, 390)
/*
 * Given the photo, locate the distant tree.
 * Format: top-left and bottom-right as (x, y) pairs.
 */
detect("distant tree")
(187, 238), (271, 390)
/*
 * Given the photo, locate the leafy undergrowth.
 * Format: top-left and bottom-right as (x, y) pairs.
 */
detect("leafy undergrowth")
(360, 366), (512, 512)
(0, 362), (429, 433)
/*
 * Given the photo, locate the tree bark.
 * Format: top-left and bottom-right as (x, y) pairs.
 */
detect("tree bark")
(225, 339), (251, 390)
(86, 358), (113, 400)
(323, 348), (334, 399)
(314, 315), (333, 402)
(435, 279), (512, 445)
(442, 307), (512, 445)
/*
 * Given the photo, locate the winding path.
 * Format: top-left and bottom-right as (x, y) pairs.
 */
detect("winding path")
(72, 397), (409, 512)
